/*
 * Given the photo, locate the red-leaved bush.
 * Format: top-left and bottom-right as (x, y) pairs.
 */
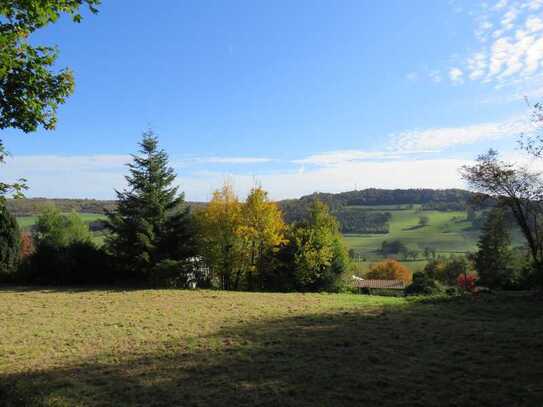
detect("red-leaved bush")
(20, 232), (34, 258)
(457, 273), (477, 292)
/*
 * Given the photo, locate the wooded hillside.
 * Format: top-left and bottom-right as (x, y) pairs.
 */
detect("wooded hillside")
(7, 188), (484, 235)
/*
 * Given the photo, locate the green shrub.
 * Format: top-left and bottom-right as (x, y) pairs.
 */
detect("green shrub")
(405, 272), (443, 295)
(151, 259), (192, 288)
(33, 206), (92, 247)
(445, 287), (461, 296)
(21, 241), (112, 285)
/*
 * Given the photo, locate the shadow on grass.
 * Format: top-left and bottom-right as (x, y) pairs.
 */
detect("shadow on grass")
(1, 295), (542, 406)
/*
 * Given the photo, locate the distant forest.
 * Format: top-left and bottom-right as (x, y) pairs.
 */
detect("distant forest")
(8, 188), (486, 234)
(6, 198), (118, 216)
(279, 188), (488, 233)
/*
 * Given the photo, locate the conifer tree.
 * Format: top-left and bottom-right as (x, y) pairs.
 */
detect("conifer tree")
(0, 204), (20, 275)
(474, 208), (513, 288)
(106, 131), (197, 283)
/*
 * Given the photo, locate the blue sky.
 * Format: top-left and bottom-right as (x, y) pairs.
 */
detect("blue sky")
(3, 0), (543, 200)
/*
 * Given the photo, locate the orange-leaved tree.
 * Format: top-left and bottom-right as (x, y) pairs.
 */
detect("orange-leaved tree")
(366, 259), (412, 282)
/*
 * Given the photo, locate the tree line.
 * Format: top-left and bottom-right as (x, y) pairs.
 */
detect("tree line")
(5, 198), (117, 217)
(0, 132), (349, 292)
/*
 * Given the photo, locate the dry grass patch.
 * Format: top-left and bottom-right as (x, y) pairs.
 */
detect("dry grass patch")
(1, 288), (542, 406)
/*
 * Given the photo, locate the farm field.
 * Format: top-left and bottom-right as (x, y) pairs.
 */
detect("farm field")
(1, 288), (542, 406)
(16, 213), (106, 230)
(16, 213), (107, 245)
(343, 207), (480, 259)
(343, 205), (529, 274)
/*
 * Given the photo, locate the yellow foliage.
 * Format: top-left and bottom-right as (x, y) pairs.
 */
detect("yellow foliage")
(196, 182), (244, 289)
(240, 187), (287, 250)
(197, 183), (287, 290)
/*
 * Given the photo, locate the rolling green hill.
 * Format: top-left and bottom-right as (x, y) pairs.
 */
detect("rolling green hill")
(343, 204), (524, 274)
(344, 206), (479, 258)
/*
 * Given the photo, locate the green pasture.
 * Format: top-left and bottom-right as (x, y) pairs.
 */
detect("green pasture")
(16, 213), (106, 230)
(344, 207), (480, 260)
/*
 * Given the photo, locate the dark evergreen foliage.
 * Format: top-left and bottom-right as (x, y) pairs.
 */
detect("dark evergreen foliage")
(333, 208), (391, 233)
(474, 208), (515, 288)
(380, 239), (408, 257)
(21, 241), (113, 285)
(405, 272), (443, 295)
(106, 132), (198, 284)
(0, 204), (20, 275)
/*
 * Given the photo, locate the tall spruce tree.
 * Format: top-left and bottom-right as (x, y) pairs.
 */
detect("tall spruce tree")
(0, 203), (20, 275)
(106, 131), (197, 283)
(474, 208), (513, 288)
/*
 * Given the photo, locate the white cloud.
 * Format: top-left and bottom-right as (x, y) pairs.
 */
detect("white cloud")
(526, 15), (543, 31)
(293, 150), (402, 166)
(3, 154), (130, 173)
(157, 159), (475, 201)
(524, 0), (543, 11)
(449, 67), (464, 83)
(389, 116), (533, 151)
(495, 0), (509, 10)
(1, 153), (476, 201)
(199, 156), (273, 164)
(0, 154), (274, 200)
(468, 52), (488, 79)
(429, 70), (442, 83)
(0, 117), (536, 201)
(501, 7), (518, 30)
(1, 155), (129, 199)
(445, 1), (543, 86)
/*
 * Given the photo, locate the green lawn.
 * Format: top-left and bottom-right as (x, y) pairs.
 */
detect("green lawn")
(1, 288), (542, 406)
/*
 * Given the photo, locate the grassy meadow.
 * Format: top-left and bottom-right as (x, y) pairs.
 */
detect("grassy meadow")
(16, 213), (107, 245)
(343, 205), (512, 274)
(343, 206), (480, 258)
(16, 213), (106, 230)
(1, 288), (542, 406)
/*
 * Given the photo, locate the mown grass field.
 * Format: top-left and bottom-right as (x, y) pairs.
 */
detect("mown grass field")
(1, 288), (542, 406)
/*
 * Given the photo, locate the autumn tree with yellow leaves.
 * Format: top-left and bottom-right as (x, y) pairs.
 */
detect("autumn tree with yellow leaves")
(198, 185), (348, 292)
(239, 187), (287, 290)
(196, 183), (243, 290)
(197, 183), (286, 290)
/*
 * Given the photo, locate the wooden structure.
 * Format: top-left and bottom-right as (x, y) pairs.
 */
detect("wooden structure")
(353, 277), (407, 294)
